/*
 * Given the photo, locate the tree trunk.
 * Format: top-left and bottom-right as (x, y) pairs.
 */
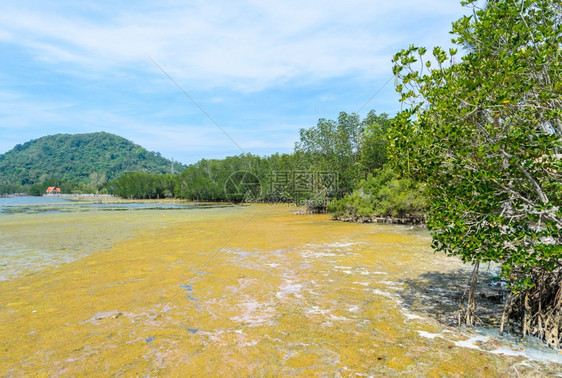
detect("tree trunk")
(459, 261), (480, 326)
(500, 291), (512, 336)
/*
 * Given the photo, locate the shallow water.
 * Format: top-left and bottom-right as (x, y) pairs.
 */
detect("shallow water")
(0, 200), (560, 376)
(0, 198), (233, 280)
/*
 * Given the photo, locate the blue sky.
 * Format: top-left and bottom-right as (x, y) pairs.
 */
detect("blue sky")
(0, 0), (470, 165)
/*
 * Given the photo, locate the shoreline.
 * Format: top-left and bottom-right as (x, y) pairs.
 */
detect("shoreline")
(43, 193), (115, 198)
(333, 214), (426, 226)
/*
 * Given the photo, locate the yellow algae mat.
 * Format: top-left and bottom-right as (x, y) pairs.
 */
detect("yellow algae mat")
(0, 203), (560, 376)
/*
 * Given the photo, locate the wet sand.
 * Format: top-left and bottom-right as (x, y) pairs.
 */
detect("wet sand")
(0, 203), (560, 376)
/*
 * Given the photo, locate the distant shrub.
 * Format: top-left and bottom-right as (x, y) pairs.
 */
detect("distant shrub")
(327, 167), (426, 220)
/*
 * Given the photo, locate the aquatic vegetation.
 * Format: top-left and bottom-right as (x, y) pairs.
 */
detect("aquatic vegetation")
(0, 203), (559, 375)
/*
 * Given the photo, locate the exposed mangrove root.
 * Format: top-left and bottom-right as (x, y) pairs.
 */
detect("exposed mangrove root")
(458, 262), (480, 326)
(499, 292), (512, 336)
(500, 268), (561, 349)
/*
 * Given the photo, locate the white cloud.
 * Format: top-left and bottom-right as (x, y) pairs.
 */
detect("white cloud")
(0, 0), (471, 162)
(0, 91), (75, 127)
(0, 0), (468, 91)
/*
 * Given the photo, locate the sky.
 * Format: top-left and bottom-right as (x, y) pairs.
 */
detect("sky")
(0, 0), (471, 165)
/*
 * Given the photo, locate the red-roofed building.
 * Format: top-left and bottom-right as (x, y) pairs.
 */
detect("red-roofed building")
(46, 187), (61, 194)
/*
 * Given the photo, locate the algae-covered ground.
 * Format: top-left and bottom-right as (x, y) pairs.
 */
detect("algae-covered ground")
(0, 201), (560, 376)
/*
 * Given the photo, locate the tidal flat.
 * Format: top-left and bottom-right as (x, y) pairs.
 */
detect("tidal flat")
(0, 200), (560, 376)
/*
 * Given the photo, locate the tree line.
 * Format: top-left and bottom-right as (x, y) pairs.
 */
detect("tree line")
(102, 110), (423, 219)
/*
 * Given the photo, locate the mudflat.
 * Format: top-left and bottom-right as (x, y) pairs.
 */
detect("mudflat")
(0, 202), (560, 376)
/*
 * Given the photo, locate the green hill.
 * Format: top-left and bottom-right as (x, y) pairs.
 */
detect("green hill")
(0, 132), (183, 188)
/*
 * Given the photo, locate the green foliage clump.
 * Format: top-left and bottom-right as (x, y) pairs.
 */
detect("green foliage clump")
(295, 110), (391, 195)
(0, 182), (25, 195)
(109, 173), (178, 199)
(327, 167), (426, 220)
(177, 154), (269, 202)
(27, 178), (91, 196)
(391, 0), (561, 280)
(390, 0), (561, 345)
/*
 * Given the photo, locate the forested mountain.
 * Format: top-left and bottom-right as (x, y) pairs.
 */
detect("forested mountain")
(0, 132), (182, 187)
